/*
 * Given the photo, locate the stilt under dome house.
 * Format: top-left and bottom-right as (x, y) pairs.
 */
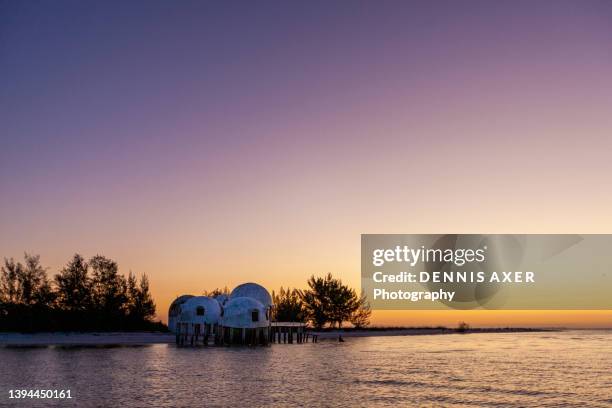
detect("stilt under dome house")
(169, 282), (311, 346)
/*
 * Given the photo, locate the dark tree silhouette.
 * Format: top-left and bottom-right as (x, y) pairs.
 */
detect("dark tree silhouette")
(127, 273), (156, 322)
(54, 254), (90, 311)
(0, 254), (52, 306)
(272, 287), (305, 322)
(203, 286), (230, 297)
(326, 276), (358, 329)
(22, 253), (54, 305)
(349, 291), (372, 328)
(0, 253), (163, 332)
(301, 274), (333, 329)
(0, 258), (21, 304)
(301, 273), (360, 329)
(138, 274), (156, 320)
(0, 254), (54, 331)
(90, 255), (128, 322)
(126, 271), (138, 316)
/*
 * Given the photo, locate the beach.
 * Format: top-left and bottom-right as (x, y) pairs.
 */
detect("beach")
(0, 332), (176, 347)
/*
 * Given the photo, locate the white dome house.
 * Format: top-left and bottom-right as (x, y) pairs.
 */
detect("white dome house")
(229, 282), (273, 309)
(172, 282), (290, 346)
(168, 295), (194, 333)
(176, 296), (222, 346)
(222, 297), (270, 328)
(220, 296), (271, 346)
(180, 296), (222, 324)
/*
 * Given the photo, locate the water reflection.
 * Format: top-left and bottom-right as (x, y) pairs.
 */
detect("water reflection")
(0, 331), (610, 407)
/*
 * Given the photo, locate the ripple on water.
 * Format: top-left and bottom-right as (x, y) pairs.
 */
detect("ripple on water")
(0, 331), (610, 407)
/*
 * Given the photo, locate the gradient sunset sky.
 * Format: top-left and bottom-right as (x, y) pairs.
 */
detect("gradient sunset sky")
(2, 1), (611, 327)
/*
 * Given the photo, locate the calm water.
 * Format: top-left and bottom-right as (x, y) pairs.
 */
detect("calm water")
(1, 331), (611, 407)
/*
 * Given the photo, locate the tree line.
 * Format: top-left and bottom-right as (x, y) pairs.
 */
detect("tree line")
(2, 252), (370, 332)
(0, 253), (161, 332)
(272, 273), (372, 329)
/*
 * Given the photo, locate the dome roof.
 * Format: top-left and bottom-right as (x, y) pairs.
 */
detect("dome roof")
(230, 282), (272, 308)
(222, 297), (269, 328)
(168, 294), (194, 317)
(180, 296), (222, 323)
(214, 294), (229, 306)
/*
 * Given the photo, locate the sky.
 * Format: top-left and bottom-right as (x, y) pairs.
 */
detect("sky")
(1, 1), (611, 327)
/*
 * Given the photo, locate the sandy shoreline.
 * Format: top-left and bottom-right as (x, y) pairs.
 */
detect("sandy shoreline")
(0, 328), (556, 346)
(0, 332), (176, 346)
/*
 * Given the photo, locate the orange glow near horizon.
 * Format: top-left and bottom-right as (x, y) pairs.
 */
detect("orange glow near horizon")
(153, 280), (612, 328)
(370, 310), (612, 329)
(2, 2), (612, 330)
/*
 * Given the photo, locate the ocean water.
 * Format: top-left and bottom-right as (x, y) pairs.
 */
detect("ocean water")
(0, 331), (610, 407)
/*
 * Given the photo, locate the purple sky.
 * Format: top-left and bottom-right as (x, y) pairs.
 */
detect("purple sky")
(2, 1), (612, 325)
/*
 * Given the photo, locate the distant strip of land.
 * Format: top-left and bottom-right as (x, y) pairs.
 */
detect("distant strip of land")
(313, 327), (555, 339)
(0, 328), (557, 346)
